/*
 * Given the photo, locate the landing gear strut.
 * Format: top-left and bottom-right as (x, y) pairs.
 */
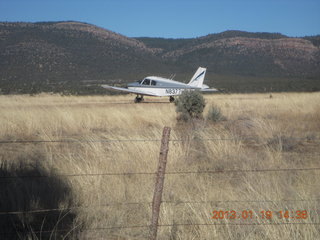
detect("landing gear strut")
(134, 95), (144, 103)
(169, 96), (175, 103)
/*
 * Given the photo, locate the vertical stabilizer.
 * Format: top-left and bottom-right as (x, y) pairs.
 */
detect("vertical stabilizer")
(188, 67), (206, 88)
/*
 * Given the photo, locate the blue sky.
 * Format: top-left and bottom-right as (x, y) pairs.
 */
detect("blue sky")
(0, 0), (319, 38)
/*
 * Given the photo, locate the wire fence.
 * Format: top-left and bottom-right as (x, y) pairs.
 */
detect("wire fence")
(1, 133), (319, 237)
(0, 136), (319, 144)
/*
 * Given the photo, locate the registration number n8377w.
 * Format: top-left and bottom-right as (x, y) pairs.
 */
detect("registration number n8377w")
(165, 89), (183, 95)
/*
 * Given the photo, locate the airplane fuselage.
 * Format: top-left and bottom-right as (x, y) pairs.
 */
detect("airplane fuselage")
(127, 76), (199, 97)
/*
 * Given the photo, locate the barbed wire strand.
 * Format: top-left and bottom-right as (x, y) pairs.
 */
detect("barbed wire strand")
(0, 172), (155, 180)
(0, 166), (320, 180)
(0, 136), (319, 144)
(2, 222), (320, 236)
(162, 199), (320, 204)
(158, 222), (320, 227)
(0, 198), (319, 216)
(165, 167), (320, 175)
(0, 139), (161, 144)
(26, 222), (320, 232)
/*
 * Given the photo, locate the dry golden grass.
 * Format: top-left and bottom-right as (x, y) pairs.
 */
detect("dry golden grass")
(0, 92), (319, 239)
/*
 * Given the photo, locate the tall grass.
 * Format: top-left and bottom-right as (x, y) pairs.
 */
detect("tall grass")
(0, 93), (319, 239)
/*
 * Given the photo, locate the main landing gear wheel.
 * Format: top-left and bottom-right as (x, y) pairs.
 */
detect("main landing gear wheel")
(134, 95), (144, 103)
(169, 96), (175, 103)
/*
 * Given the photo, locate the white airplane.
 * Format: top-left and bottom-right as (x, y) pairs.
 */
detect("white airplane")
(101, 67), (218, 102)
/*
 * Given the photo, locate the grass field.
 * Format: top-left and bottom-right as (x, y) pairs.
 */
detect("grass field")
(0, 93), (320, 239)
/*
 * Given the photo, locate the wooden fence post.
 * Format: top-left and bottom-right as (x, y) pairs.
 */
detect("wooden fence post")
(149, 126), (171, 240)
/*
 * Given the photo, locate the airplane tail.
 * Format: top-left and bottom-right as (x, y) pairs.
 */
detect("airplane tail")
(188, 67), (207, 88)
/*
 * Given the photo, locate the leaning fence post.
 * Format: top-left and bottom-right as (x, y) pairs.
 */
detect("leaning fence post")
(149, 126), (171, 240)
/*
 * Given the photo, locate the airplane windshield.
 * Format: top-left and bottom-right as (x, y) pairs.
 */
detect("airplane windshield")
(137, 80), (143, 84)
(142, 79), (150, 85)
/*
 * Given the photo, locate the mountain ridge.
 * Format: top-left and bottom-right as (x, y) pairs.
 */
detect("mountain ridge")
(0, 21), (319, 94)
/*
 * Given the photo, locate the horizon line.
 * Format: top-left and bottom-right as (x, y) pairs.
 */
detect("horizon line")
(1, 20), (319, 39)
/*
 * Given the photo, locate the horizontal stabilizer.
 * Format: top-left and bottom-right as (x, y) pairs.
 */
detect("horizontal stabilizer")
(200, 88), (219, 92)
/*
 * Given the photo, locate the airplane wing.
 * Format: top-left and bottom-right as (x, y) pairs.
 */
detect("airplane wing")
(101, 85), (160, 96)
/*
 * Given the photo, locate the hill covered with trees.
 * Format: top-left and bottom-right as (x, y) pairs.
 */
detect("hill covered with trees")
(0, 21), (319, 94)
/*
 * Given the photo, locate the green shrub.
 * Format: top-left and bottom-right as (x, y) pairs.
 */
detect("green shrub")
(207, 105), (226, 122)
(175, 90), (206, 121)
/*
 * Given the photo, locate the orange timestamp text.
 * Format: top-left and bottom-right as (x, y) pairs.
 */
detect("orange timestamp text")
(211, 210), (308, 220)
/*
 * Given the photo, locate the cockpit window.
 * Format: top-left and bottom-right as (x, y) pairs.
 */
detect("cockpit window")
(137, 80), (143, 84)
(151, 80), (157, 86)
(142, 79), (150, 85)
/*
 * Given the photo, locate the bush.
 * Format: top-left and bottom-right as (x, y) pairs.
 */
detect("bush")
(175, 90), (206, 121)
(207, 105), (226, 122)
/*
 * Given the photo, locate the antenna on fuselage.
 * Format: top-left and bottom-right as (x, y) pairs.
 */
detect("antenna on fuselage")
(169, 74), (176, 79)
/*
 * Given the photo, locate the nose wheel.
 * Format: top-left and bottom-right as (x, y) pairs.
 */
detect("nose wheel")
(134, 95), (144, 103)
(169, 96), (175, 103)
